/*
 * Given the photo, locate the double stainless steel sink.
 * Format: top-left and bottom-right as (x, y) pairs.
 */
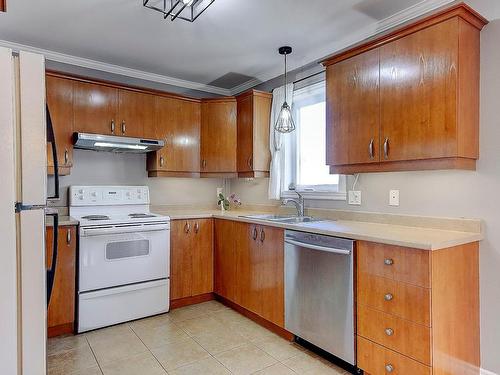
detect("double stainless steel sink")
(239, 214), (325, 224)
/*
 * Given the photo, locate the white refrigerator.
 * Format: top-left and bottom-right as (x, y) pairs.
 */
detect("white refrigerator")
(0, 46), (60, 374)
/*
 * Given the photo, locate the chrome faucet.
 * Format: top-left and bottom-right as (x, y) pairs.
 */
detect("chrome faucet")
(282, 191), (305, 217)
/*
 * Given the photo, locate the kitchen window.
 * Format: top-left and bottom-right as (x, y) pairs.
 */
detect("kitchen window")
(281, 80), (346, 200)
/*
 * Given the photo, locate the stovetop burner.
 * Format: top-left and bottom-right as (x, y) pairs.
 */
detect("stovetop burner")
(128, 213), (157, 218)
(81, 215), (110, 221)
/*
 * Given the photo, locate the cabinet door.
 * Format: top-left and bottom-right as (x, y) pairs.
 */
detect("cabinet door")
(73, 81), (118, 136)
(201, 99), (237, 173)
(214, 219), (237, 301)
(46, 75), (74, 173)
(252, 94), (272, 172)
(170, 220), (192, 300)
(259, 226), (284, 327)
(153, 96), (200, 173)
(235, 223), (261, 314)
(118, 89), (154, 138)
(380, 19), (458, 161)
(191, 219), (214, 296)
(237, 94), (254, 173)
(326, 49), (380, 166)
(46, 226), (76, 335)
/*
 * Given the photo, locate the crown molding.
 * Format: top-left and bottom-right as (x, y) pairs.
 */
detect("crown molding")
(482, 369), (499, 375)
(0, 39), (232, 96)
(231, 0), (456, 94)
(0, 0), (456, 96)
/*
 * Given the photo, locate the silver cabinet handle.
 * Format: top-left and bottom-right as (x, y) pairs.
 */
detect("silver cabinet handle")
(64, 149), (69, 165)
(121, 120), (126, 134)
(160, 156), (165, 167)
(202, 159), (207, 169)
(385, 364), (394, 373)
(184, 221), (191, 234)
(384, 258), (394, 266)
(247, 156), (252, 169)
(252, 227), (258, 241)
(383, 137), (390, 159)
(194, 222), (199, 234)
(260, 229), (265, 243)
(111, 120), (115, 134)
(66, 228), (71, 245)
(384, 293), (394, 301)
(385, 328), (394, 336)
(369, 138), (374, 160)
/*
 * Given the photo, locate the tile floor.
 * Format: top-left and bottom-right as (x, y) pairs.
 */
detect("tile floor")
(48, 301), (350, 375)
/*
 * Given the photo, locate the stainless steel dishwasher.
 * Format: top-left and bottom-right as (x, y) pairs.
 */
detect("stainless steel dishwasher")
(284, 230), (355, 366)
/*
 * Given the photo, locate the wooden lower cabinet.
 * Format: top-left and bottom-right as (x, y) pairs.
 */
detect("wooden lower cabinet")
(214, 219), (284, 328)
(356, 241), (480, 375)
(358, 336), (431, 375)
(214, 219), (237, 302)
(46, 225), (77, 337)
(170, 219), (213, 301)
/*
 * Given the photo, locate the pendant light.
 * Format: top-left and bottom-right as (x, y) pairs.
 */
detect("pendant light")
(275, 46), (296, 134)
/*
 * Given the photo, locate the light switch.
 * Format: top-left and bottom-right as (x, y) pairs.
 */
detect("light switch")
(389, 190), (399, 206)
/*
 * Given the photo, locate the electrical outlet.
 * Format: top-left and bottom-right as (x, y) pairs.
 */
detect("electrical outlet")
(389, 190), (400, 206)
(348, 190), (362, 205)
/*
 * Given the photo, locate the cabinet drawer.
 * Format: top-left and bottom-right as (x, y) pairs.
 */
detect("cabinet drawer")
(357, 336), (431, 375)
(358, 273), (430, 326)
(358, 242), (430, 288)
(358, 305), (431, 365)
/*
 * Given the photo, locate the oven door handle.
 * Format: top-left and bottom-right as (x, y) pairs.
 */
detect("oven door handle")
(81, 223), (169, 237)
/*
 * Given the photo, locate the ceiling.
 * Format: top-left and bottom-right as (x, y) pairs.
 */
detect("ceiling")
(0, 0), (454, 95)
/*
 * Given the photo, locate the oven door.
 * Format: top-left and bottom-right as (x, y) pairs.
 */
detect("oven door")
(79, 223), (170, 292)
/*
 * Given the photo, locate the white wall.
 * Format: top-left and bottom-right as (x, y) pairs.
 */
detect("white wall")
(50, 149), (222, 207)
(231, 5), (500, 373)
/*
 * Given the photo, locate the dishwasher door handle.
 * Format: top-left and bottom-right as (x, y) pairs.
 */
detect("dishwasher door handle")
(285, 238), (351, 255)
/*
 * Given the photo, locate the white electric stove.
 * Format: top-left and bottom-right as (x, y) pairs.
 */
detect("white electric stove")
(69, 186), (170, 333)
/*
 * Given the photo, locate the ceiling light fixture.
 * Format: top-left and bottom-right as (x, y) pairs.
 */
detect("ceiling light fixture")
(143, 0), (215, 22)
(275, 46), (296, 134)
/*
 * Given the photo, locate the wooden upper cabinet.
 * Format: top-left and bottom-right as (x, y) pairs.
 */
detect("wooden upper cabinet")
(118, 89), (154, 138)
(46, 226), (77, 337)
(326, 49), (380, 166)
(200, 98), (237, 176)
(46, 75), (74, 175)
(236, 90), (272, 178)
(73, 81), (118, 136)
(322, 4), (487, 173)
(0, 0), (5, 12)
(147, 96), (201, 177)
(380, 19), (459, 162)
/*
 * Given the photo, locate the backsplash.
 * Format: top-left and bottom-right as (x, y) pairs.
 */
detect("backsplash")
(49, 149), (222, 208)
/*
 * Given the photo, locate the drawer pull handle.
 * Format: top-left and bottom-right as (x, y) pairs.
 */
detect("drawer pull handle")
(385, 328), (394, 336)
(253, 227), (258, 241)
(384, 258), (394, 266)
(385, 364), (394, 373)
(384, 293), (394, 301)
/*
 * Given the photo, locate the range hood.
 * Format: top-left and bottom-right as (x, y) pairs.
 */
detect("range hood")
(73, 133), (165, 153)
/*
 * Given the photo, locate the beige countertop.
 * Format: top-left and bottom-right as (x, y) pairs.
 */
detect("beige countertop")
(151, 207), (482, 251)
(46, 215), (79, 227)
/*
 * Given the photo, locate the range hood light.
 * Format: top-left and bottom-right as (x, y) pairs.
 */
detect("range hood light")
(94, 142), (148, 150)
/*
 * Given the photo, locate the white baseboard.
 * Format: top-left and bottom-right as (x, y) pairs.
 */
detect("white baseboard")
(482, 368), (499, 375)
